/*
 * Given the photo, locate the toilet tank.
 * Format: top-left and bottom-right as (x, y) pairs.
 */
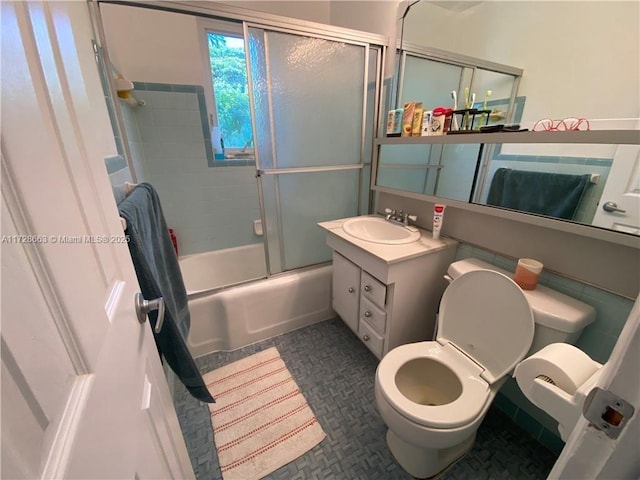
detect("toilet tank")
(446, 258), (595, 354)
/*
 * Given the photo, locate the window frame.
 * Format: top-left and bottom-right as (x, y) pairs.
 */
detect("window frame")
(197, 17), (255, 159)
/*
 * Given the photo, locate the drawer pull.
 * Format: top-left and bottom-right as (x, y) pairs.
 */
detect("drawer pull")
(362, 334), (370, 341)
(364, 285), (372, 292)
(364, 311), (372, 317)
(348, 287), (355, 293)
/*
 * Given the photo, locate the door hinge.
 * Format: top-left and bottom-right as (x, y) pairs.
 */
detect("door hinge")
(582, 387), (634, 439)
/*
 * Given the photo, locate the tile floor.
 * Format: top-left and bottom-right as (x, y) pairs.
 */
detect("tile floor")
(173, 318), (558, 479)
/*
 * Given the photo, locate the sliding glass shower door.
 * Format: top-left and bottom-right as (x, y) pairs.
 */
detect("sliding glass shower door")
(245, 25), (381, 273)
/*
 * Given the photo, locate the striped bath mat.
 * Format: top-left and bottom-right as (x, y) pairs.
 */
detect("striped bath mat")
(204, 347), (326, 480)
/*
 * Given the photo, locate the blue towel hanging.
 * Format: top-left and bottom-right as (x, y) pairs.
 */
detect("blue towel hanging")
(119, 183), (214, 403)
(486, 168), (591, 220)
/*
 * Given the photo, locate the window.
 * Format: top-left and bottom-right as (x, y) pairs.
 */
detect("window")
(206, 32), (253, 155)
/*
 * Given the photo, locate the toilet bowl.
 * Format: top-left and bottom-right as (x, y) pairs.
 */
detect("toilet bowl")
(375, 269), (535, 478)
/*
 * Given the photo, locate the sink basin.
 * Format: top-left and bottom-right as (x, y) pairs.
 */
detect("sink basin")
(342, 217), (420, 244)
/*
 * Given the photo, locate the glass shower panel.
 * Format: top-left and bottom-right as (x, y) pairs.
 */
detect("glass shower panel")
(247, 25), (372, 273)
(246, 27), (274, 170)
(259, 169), (361, 273)
(248, 27), (365, 169)
(278, 170), (360, 270)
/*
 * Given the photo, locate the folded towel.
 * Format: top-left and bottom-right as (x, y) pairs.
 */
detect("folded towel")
(486, 168), (591, 220)
(118, 183), (214, 403)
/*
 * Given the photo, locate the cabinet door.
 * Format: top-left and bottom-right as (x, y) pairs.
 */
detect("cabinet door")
(332, 252), (361, 333)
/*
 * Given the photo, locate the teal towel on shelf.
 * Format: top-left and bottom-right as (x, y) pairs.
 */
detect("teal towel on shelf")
(118, 183), (214, 403)
(486, 168), (591, 220)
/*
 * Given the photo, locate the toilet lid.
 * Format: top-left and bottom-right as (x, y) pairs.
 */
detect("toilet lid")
(437, 269), (534, 384)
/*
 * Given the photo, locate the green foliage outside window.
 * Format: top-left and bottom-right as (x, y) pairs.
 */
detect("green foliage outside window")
(208, 33), (252, 149)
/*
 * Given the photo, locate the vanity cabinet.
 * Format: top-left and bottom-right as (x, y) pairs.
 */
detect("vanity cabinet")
(320, 217), (458, 360)
(333, 252), (389, 357)
(332, 252), (361, 333)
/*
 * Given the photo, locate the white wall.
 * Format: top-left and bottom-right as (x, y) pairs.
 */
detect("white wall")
(101, 4), (205, 85)
(101, 1), (398, 86)
(404, 1), (639, 124)
(218, 0), (330, 23)
(329, 1), (399, 41)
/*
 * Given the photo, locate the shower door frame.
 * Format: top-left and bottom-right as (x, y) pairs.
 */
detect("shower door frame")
(92, 0), (387, 279)
(242, 21), (385, 275)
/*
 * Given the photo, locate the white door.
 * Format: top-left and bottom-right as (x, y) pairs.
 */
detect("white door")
(548, 299), (639, 479)
(591, 144), (640, 235)
(1, 1), (194, 478)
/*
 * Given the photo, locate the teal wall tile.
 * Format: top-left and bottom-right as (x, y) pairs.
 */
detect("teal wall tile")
(469, 246), (495, 263)
(539, 428), (565, 456)
(114, 136), (124, 156)
(454, 243), (474, 260)
(514, 408), (544, 439)
(493, 254), (517, 272)
(116, 82), (259, 255)
(172, 84), (197, 93)
(104, 155), (127, 174)
(144, 82), (172, 91)
(494, 392), (518, 418)
(185, 93), (200, 111)
(575, 327), (605, 361)
(541, 272), (586, 298)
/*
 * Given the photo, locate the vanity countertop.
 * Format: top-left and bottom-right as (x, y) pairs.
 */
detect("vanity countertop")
(318, 215), (458, 264)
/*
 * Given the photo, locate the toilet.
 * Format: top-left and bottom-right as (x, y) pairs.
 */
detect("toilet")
(375, 259), (595, 478)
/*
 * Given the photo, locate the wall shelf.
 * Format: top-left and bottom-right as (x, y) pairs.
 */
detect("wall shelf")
(376, 130), (640, 146)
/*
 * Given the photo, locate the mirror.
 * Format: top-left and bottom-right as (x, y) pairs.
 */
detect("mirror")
(379, 0), (639, 235)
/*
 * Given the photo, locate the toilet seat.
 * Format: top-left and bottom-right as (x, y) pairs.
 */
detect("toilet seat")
(377, 342), (490, 429)
(377, 269), (534, 429)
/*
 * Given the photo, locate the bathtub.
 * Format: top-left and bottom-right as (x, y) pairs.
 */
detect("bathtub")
(179, 244), (267, 294)
(180, 247), (335, 358)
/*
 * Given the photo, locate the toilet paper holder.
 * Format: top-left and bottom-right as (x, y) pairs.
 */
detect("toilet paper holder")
(515, 343), (635, 441)
(582, 386), (634, 440)
(526, 370), (600, 441)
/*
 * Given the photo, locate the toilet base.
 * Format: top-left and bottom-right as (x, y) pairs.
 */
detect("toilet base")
(386, 429), (476, 479)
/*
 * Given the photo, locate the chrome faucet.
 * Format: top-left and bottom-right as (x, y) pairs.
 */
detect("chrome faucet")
(384, 208), (417, 227)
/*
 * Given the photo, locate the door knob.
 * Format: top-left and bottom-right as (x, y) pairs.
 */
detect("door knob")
(135, 292), (165, 333)
(602, 201), (626, 213)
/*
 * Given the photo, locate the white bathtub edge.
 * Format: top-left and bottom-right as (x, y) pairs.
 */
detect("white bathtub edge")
(187, 265), (335, 357)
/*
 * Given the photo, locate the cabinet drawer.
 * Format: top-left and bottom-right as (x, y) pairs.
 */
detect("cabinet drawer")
(361, 271), (386, 308)
(360, 296), (386, 335)
(358, 320), (384, 359)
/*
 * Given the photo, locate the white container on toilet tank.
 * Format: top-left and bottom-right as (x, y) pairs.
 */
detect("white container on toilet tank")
(446, 258), (595, 353)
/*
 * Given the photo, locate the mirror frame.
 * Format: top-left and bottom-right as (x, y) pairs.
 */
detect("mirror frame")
(374, 0), (640, 249)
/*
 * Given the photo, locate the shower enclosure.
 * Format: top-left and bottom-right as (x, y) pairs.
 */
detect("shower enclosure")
(97, 2), (385, 291)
